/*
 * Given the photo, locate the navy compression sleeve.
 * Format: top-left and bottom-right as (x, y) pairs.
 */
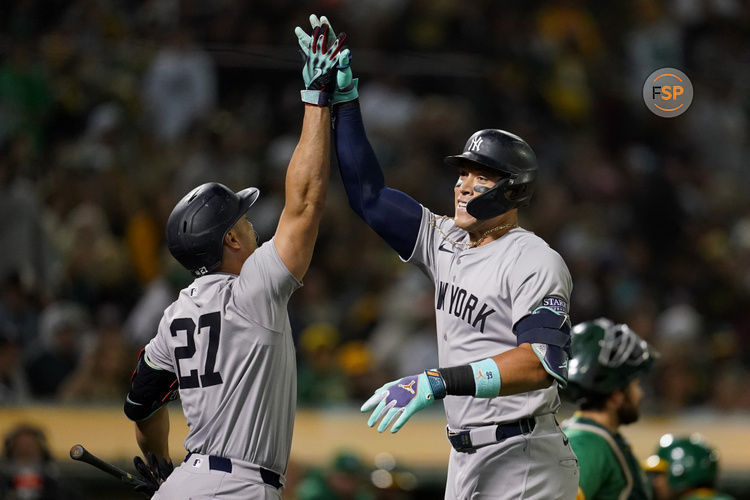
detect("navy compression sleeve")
(334, 102), (422, 259)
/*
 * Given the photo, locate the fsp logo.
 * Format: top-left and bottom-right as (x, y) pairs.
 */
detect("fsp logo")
(468, 136), (483, 152)
(398, 380), (416, 395)
(642, 68), (693, 118)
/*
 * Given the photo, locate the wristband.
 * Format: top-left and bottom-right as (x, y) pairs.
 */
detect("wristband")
(301, 90), (331, 106)
(469, 358), (502, 398)
(438, 365), (474, 396)
(424, 370), (447, 400)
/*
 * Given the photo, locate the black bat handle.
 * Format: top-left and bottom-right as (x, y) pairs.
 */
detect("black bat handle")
(69, 444), (150, 491)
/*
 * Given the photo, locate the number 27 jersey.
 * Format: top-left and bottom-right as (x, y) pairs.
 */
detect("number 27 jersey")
(144, 240), (301, 474)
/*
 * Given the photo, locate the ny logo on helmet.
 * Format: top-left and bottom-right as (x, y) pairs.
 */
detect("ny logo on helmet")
(469, 136), (483, 152)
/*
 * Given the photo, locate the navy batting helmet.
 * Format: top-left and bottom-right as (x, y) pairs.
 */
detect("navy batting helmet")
(166, 182), (259, 277)
(444, 129), (538, 220)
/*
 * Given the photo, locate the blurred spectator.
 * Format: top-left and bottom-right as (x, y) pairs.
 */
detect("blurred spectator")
(296, 450), (375, 500)
(141, 25), (217, 144)
(0, 40), (54, 148)
(0, 136), (55, 291)
(0, 424), (79, 499)
(122, 255), (192, 348)
(0, 0), (746, 419)
(297, 323), (349, 406)
(58, 304), (134, 403)
(24, 303), (90, 399)
(0, 272), (39, 350)
(0, 323), (29, 405)
(55, 203), (132, 308)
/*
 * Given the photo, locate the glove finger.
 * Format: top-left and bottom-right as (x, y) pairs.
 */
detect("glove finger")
(146, 451), (160, 476)
(294, 27), (311, 51)
(327, 32), (347, 60)
(390, 406), (415, 433)
(367, 399), (396, 427)
(321, 23), (329, 54)
(134, 456), (155, 482)
(377, 407), (403, 433)
(320, 16), (336, 39)
(337, 49), (351, 69)
(361, 385), (388, 412)
(311, 25), (322, 54)
(309, 14), (321, 29)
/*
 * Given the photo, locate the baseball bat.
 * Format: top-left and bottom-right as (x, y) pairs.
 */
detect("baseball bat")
(69, 444), (149, 491)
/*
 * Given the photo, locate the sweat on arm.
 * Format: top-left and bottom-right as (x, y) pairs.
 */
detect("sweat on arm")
(333, 102), (422, 259)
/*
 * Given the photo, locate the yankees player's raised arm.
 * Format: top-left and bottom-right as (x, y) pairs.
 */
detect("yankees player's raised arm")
(333, 102), (422, 260)
(274, 105), (331, 281)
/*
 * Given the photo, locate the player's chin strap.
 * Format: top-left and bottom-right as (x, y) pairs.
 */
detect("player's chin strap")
(513, 307), (572, 387)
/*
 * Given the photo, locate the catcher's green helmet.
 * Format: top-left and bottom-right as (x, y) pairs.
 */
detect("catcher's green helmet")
(644, 434), (719, 490)
(563, 318), (655, 402)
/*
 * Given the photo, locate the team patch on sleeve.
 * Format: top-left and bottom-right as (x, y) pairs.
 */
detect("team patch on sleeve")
(541, 296), (568, 314)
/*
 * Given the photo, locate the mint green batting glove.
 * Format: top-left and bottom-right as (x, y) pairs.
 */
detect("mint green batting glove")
(295, 15), (358, 106)
(360, 370), (445, 433)
(295, 15), (340, 89)
(332, 49), (359, 106)
(294, 19), (347, 106)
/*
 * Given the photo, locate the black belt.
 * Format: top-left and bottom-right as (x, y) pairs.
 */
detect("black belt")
(184, 453), (282, 489)
(447, 417), (536, 453)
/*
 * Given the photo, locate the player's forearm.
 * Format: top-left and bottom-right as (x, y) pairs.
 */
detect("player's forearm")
(284, 105), (331, 220)
(492, 343), (553, 395)
(333, 102), (386, 218)
(430, 344), (551, 400)
(135, 406), (170, 459)
(334, 102), (422, 258)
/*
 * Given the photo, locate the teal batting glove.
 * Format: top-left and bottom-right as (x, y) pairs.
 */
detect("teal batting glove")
(332, 49), (359, 106)
(360, 370), (445, 433)
(294, 15), (347, 106)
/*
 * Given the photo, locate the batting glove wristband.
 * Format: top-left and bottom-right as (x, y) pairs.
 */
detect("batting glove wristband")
(361, 370), (445, 433)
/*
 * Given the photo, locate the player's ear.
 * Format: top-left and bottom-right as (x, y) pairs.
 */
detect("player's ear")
(608, 389), (625, 409)
(224, 228), (241, 249)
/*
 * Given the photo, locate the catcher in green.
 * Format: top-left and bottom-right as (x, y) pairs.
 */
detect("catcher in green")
(561, 318), (657, 500)
(644, 434), (735, 500)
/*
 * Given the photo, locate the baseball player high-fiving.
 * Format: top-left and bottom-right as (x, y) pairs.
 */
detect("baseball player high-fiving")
(321, 19), (580, 499)
(123, 18), (348, 499)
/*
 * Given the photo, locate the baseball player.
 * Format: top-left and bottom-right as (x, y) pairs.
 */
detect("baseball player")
(122, 20), (349, 499)
(299, 17), (579, 499)
(645, 434), (735, 500)
(562, 318), (656, 500)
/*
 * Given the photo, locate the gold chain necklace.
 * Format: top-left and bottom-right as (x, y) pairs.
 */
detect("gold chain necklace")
(428, 216), (519, 248)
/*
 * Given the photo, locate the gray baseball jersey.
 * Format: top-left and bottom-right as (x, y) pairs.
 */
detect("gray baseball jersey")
(407, 208), (577, 499)
(407, 207), (572, 429)
(145, 240), (301, 474)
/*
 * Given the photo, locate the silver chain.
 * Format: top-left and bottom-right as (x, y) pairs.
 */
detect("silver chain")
(428, 216), (519, 248)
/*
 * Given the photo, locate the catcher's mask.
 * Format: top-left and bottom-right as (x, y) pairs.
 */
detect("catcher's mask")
(562, 318), (656, 404)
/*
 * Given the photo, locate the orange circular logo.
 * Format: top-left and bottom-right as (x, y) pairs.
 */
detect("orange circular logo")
(642, 68), (693, 118)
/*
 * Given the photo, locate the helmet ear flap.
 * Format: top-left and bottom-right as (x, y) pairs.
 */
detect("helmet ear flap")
(466, 172), (536, 220)
(466, 179), (513, 220)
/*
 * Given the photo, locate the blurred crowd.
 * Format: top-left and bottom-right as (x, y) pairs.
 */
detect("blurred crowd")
(0, 420), (433, 499)
(1, 0), (749, 419)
